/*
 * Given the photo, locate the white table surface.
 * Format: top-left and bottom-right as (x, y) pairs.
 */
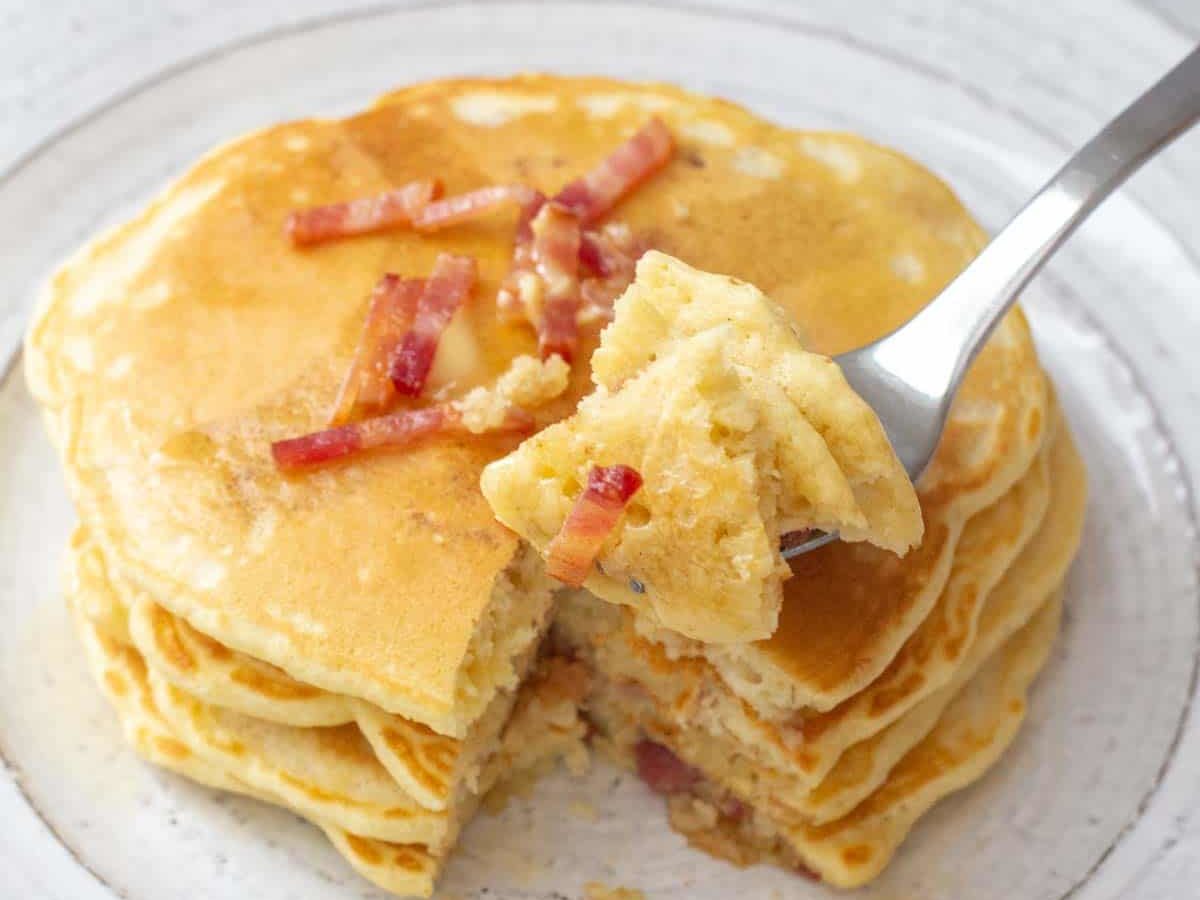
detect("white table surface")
(3, 3), (1199, 898)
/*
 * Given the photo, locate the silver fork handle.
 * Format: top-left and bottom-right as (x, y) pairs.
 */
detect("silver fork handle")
(870, 44), (1200, 431)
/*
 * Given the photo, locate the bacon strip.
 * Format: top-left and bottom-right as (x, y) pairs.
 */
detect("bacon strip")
(285, 179), (442, 246)
(545, 464), (643, 586)
(634, 739), (702, 796)
(554, 118), (675, 223)
(327, 276), (424, 425)
(496, 190), (548, 321)
(272, 404), (532, 471)
(412, 184), (540, 231)
(389, 254), (477, 397)
(530, 202), (582, 362)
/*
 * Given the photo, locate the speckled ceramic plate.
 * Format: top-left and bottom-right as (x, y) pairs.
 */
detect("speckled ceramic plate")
(2, 3), (1199, 898)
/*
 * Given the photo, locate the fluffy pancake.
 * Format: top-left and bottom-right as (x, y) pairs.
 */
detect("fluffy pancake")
(74, 526), (548, 814)
(26, 76), (1045, 740)
(73, 587), (588, 898)
(663, 591), (1065, 887)
(557, 423), (1084, 885)
(549, 436), (1051, 787)
(801, 427), (1086, 823)
(28, 74), (1071, 894)
(72, 610), (442, 897)
(785, 591), (1065, 886)
(483, 253), (921, 643)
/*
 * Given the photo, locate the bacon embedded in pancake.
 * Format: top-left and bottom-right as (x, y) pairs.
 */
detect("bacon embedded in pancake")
(545, 464), (643, 586)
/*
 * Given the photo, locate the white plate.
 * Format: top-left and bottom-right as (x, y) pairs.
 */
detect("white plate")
(2, 3), (1199, 898)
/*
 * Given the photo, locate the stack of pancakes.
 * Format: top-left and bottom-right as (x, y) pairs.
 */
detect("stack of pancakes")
(25, 74), (1084, 894)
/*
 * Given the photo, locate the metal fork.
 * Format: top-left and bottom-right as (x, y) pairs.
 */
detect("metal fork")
(783, 44), (1200, 559)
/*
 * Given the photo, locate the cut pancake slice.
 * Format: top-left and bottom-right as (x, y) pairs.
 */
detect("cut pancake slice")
(565, 412), (1056, 787)
(637, 342), (1048, 721)
(74, 611), (441, 898)
(554, 422), (1083, 814)
(590, 252), (922, 552)
(798, 425), (1085, 823)
(78, 527), (559, 815)
(661, 591), (1065, 888)
(483, 253), (920, 644)
(73, 593), (589, 898)
(557, 420), (1085, 886)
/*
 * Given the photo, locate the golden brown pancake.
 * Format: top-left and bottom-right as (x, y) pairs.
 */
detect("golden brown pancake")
(27, 74), (1071, 894)
(26, 76), (1045, 741)
(484, 253), (922, 644)
(555, 422), (1085, 886)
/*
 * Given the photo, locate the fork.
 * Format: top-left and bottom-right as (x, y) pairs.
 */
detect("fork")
(783, 44), (1200, 559)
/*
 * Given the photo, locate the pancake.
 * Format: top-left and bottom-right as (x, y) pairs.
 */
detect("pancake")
(73, 608), (441, 897)
(74, 526), (553, 814)
(777, 414), (1055, 785)
(28, 74), (1072, 894)
(551, 425), (1065, 787)
(26, 76), (1045, 741)
(666, 591), (1065, 887)
(555, 424), (1083, 886)
(483, 252), (921, 644)
(73, 591), (588, 897)
(801, 427), (1086, 823)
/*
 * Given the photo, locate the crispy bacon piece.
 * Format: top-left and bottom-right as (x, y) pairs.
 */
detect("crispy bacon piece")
(272, 404), (532, 471)
(285, 179), (442, 246)
(634, 739), (702, 796)
(796, 863), (821, 882)
(327, 275), (424, 425)
(497, 190), (548, 321)
(412, 184), (541, 231)
(555, 118), (675, 223)
(545, 464), (643, 586)
(530, 202), (582, 362)
(578, 223), (646, 322)
(389, 254), (478, 397)
(718, 796), (749, 823)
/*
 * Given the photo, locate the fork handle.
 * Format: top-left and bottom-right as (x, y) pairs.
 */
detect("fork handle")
(876, 44), (1200, 434)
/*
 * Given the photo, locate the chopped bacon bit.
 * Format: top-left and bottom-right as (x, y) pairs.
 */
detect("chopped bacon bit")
(539, 299), (580, 362)
(530, 202), (582, 362)
(634, 739), (702, 796)
(285, 179), (442, 246)
(545, 463), (643, 586)
(412, 184), (541, 231)
(720, 796), (749, 823)
(577, 223), (646, 322)
(389, 254), (477, 397)
(554, 118), (675, 223)
(273, 406), (449, 470)
(577, 231), (611, 277)
(327, 275), (424, 425)
(272, 403), (532, 471)
(795, 863), (821, 882)
(497, 190), (548, 321)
